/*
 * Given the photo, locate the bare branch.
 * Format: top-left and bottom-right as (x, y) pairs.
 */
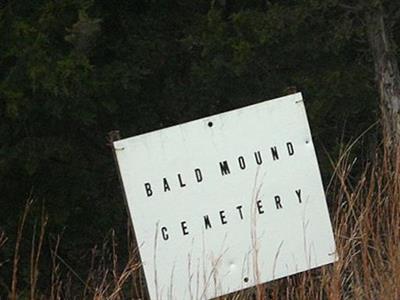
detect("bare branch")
(389, 9), (400, 29)
(338, 3), (364, 13)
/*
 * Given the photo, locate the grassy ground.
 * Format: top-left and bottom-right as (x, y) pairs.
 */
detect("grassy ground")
(1, 139), (399, 299)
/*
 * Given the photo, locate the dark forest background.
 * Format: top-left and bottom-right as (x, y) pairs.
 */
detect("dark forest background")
(1, 0), (399, 297)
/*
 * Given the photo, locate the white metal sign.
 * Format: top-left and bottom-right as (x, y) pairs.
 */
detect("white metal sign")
(114, 93), (337, 300)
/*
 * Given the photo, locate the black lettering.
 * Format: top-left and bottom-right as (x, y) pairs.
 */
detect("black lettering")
(145, 183), (153, 197)
(181, 221), (189, 235)
(254, 151), (263, 165)
(287, 142), (295, 156)
(204, 215), (212, 229)
(178, 173), (186, 187)
(256, 200), (264, 214)
(219, 161), (231, 175)
(163, 178), (171, 192)
(295, 189), (302, 203)
(219, 210), (227, 224)
(195, 168), (203, 182)
(275, 195), (283, 209)
(238, 156), (246, 169)
(236, 205), (244, 220)
(271, 147), (279, 160)
(161, 227), (169, 240)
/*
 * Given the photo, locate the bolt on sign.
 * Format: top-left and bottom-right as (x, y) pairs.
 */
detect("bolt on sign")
(113, 93), (337, 300)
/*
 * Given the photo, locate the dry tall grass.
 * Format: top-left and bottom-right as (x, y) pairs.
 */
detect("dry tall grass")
(221, 141), (400, 300)
(1, 140), (399, 299)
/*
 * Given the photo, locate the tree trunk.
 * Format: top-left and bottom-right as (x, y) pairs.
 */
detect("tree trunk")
(366, 4), (400, 145)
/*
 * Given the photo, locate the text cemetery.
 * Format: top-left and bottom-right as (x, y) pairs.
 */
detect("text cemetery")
(159, 188), (303, 241)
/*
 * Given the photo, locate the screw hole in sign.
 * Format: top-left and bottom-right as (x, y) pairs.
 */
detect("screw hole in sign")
(208, 121), (213, 127)
(243, 277), (249, 283)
